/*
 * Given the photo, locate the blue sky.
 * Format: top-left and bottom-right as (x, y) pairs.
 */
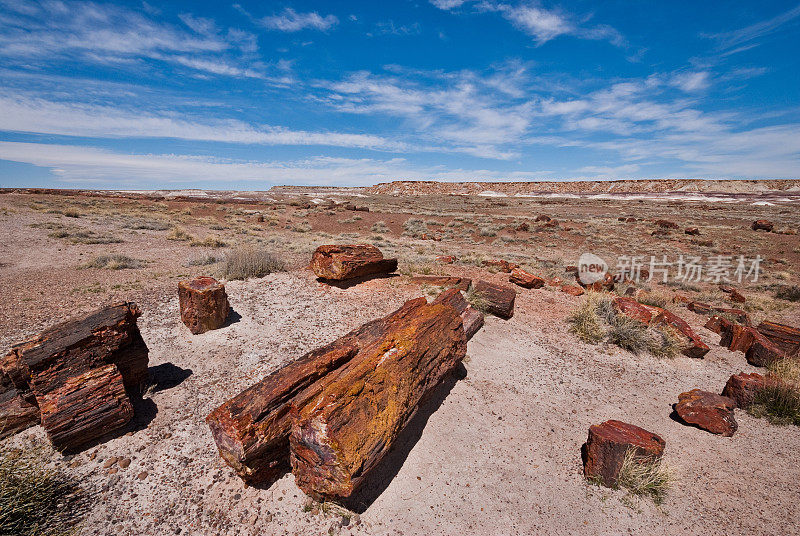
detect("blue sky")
(0, 0), (799, 189)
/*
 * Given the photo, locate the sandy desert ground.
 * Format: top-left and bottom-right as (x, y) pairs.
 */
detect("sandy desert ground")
(1, 184), (799, 536)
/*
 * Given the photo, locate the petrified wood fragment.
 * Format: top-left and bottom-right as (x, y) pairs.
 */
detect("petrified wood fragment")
(38, 363), (133, 452)
(674, 389), (737, 436)
(310, 244), (398, 281)
(0, 374), (39, 439)
(757, 321), (800, 358)
(508, 268), (545, 289)
(472, 280), (516, 319)
(721, 372), (769, 409)
(410, 275), (471, 292)
(583, 420), (665, 488)
(289, 297), (466, 500)
(178, 276), (230, 334)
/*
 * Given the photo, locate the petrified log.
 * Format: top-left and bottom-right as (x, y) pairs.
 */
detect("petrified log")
(721, 372), (769, 409)
(433, 288), (484, 340)
(560, 285), (584, 296)
(206, 297), (463, 485)
(178, 276), (230, 334)
(509, 268), (545, 289)
(0, 374), (39, 439)
(757, 321), (800, 358)
(685, 227), (700, 235)
(410, 275), (471, 291)
(674, 389), (737, 436)
(289, 298), (466, 501)
(746, 335), (786, 367)
(310, 244), (398, 281)
(39, 363), (133, 452)
(3, 302), (149, 394)
(472, 281), (516, 319)
(583, 420), (665, 488)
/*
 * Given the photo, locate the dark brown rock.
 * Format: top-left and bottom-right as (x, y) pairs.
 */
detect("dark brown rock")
(655, 219), (679, 229)
(746, 335), (786, 367)
(310, 244), (398, 281)
(674, 389), (737, 436)
(178, 276), (230, 335)
(751, 220), (774, 232)
(472, 281), (516, 319)
(534, 215), (551, 222)
(515, 222), (529, 232)
(509, 268), (545, 289)
(583, 420), (665, 488)
(0, 375), (39, 439)
(756, 321), (800, 358)
(685, 227), (700, 235)
(721, 372), (769, 409)
(288, 298), (466, 500)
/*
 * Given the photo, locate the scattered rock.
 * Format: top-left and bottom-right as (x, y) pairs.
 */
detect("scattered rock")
(515, 222), (529, 232)
(103, 457), (119, 469)
(583, 420), (665, 488)
(310, 244), (398, 281)
(674, 389), (737, 436)
(534, 215), (551, 222)
(684, 227), (700, 235)
(137, 471), (148, 480)
(560, 285), (584, 297)
(613, 297), (709, 357)
(721, 372), (769, 409)
(435, 255), (456, 264)
(508, 268), (545, 289)
(410, 275), (471, 292)
(119, 458), (131, 469)
(256, 214), (264, 223)
(655, 219), (679, 229)
(482, 259), (519, 273)
(719, 285), (746, 303)
(472, 281), (516, 319)
(751, 220), (774, 232)
(178, 276), (231, 335)
(344, 204), (369, 212)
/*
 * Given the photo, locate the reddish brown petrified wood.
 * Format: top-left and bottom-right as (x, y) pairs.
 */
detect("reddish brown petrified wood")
(289, 297), (466, 500)
(310, 244), (398, 281)
(178, 276), (230, 334)
(583, 420), (665, 488)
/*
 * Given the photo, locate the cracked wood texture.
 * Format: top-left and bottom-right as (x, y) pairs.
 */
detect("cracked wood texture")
(310, 244), (398, 281)
(289, 297), (466, 501)
(0, 373), (39, 439)
(178, 276), (230, 334)
(39, 363), (133, 452)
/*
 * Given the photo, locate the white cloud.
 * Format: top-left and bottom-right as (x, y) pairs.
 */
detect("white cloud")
(430, 0), (468, 9)
(496, 4), (572, 44)
(0, 141), (547, 186)
(0, 93), (407, 151)
(706, 4), (800, 51)
(670, 71), (711, 92)
(260, 8), (338, 32)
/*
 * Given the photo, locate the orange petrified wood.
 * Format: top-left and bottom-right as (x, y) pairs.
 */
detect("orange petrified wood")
(288, 297), (466, 501)
(583, 420), (665, 488)
(178, 276), (230, 334)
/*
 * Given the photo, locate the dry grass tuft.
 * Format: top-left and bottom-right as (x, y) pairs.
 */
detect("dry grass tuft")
(222, 245), (286, 280)
(567, 297), (606, 344)
(167, 227), (194, 241)
(81, 254), (145, 270)
(0, 442), (87, 536)
(616, 448), (674, 505)
(190, 235), (227, 248)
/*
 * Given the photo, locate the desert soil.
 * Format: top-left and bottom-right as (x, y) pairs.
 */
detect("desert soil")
(1, 188), (799, 536)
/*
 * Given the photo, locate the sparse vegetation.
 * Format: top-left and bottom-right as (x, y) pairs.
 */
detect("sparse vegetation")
(190, 235), (227, 248)
(748, 359), (800, 426)
(402, 218), (428, 238)
(775, 285), (800, 302)
(186, 253), (221, 267)
(615, 448), (674, 505)
(81, 254), (145, 270)
(48, 230), (122, 244)
(567, 297), (606, 343)
(167, 227), (194, 241)
(0, 442), (86, 536)
(371, 221), (389, 233)
(222, 245), (286, 280)
(465, 286), (490, 314)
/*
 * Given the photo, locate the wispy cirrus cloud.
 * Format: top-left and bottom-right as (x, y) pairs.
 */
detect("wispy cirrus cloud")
(259, 8), (338, 32)
(0, 0), (267, 79)
(704, 3), (800, 51)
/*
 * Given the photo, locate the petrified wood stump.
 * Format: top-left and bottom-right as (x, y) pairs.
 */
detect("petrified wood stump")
(674, 389), (737, 436)
(432, 288), (484, 340)
(39, 363), (133, 452)
(583, 420), (665, 488)
(472, 280), (516, 319)
(310, 244), (398, 281)
(289, 297), (466, 500)
(2, 302), (148, 449)
(178, 276), (230, 334)
(509, 268), (545, 289)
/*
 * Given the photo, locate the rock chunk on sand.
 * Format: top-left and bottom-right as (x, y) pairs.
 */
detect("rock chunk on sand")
(583, 420), (665, 488)
(310, 244), (398, 281)
(178, 276), (230, 334)
(674, 389), (737, 436)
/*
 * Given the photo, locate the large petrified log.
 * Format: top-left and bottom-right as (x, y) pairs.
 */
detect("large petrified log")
(289, 297), (466, 500)
(432, 288), (484, 340)
(178, 276), (230, 334)
(310, 244), (398, 281)
(713, 317), (786, 366)
(583, 420), (665, 488)
(39, 363), (133, 452)
(1, 302), (148, 449)
(206, 297), (463, 484)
